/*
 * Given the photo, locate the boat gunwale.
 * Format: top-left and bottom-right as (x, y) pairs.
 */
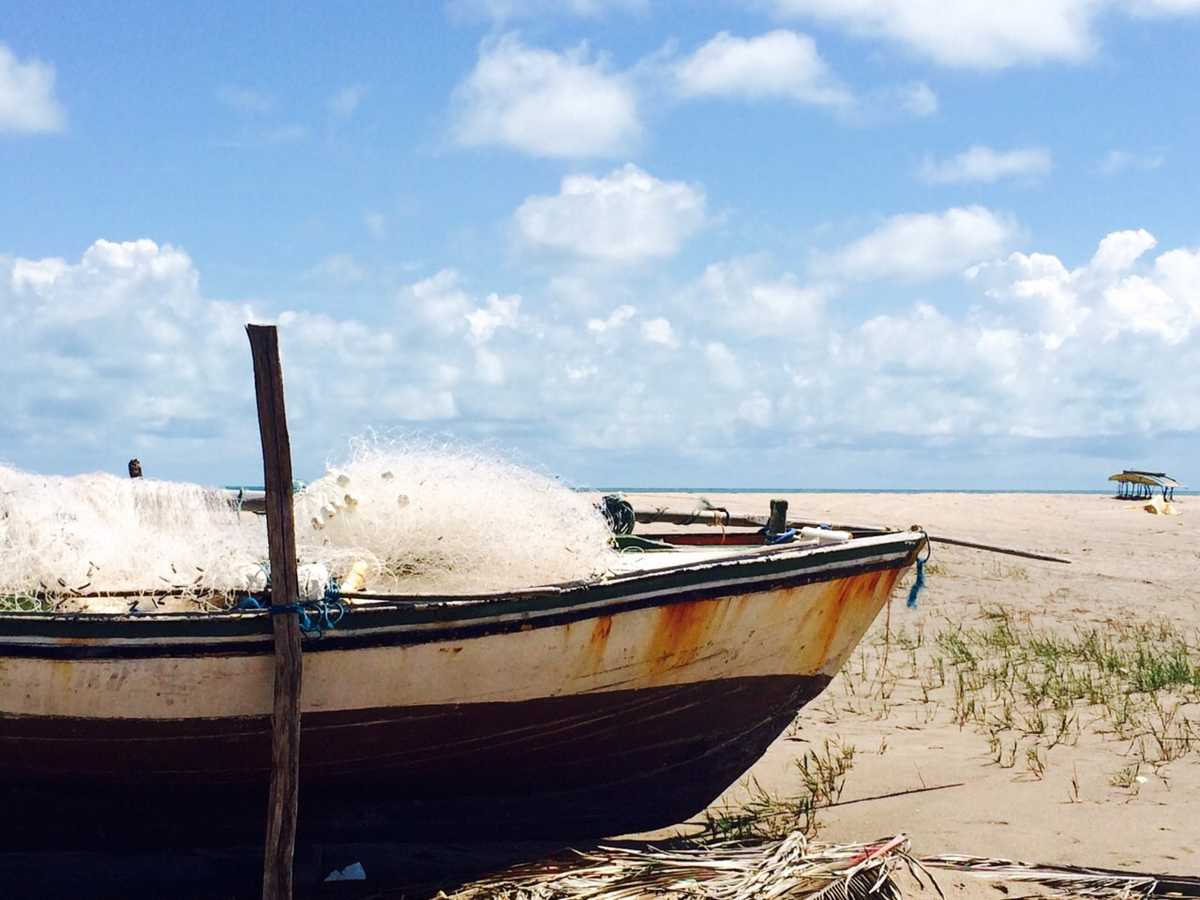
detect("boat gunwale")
(0, 531), (924, 654)
(0, 530), (921, 621)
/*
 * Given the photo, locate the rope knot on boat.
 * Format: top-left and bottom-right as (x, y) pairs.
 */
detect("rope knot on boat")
(269, 596), (345, 637)
(238, 584), (346, 637)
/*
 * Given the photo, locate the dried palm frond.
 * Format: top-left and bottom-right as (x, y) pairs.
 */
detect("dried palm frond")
(923, 854), (1200, 899)
(440, 832), (927, 900)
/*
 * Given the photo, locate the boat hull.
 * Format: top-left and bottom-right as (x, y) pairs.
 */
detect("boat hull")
(1, 673), (828, 847)
(0, 533), (920, 848)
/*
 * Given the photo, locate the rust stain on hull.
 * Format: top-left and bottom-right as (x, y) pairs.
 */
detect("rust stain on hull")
(814, 567), (904, 671)
(574, 615), (614, 677)
(589, 615), (613, 648)
(646, 597), (727, 676)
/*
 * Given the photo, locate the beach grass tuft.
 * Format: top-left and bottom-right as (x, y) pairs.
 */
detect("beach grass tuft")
(703, 738), (857, 841)
(823, 602), (1200, 791)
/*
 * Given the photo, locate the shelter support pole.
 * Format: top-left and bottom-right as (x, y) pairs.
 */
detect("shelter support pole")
(246, 324), (303, 900)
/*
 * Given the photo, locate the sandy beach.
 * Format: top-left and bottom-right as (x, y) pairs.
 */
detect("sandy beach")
(625, 491), (1199, 891)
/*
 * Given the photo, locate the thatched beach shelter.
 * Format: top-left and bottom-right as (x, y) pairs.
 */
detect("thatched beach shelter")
(1108, 469), (1183, 500)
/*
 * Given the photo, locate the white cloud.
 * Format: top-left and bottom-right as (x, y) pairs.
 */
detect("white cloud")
(473, 346), (506, 384)
(329, 84), (368, 118)
(704, 341), (745, 389)
(689, 257), (826, 336)
(893, 81), (938, 117)
(968, 229), (1199, 349)
(0, 245), (538, 471)
(1125, 0), (1200, 15)
(452, 34), (640, 159)
(1089, 228), (1157, 273)
(514, 164), (706, 264)
(217, 85), (274, 114)
(0, 43), (66, 133)
(768, 0), (1195, 69)
(5, 229), (1200, 479)
(215, 123), (308, 149)
(920, 146), (1052, 184)
(640, 317), (679, 348)
(402, 268), (474, 335)
(966, 251), (1087, 349)
(587, 304), (637, 333)
(736, 392), (774, 428)
(674, 30), (851, 107)
(466, 293), (521, 344)
(307, 253), (367, 283)
(364, 212), (387, 240)
(840, 81), (940, 125)
(261, 124), (307, 144)
(1095, 149), (1166, 176)
(448, 0), (647, 20)
(825, 206), (1021, 281)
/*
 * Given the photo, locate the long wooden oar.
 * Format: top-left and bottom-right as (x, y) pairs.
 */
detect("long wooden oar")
(631, 507), (1071, 565)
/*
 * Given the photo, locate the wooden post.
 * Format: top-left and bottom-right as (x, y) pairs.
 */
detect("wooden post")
(766, 499), (788, 534)
(246, 324), (303, 900)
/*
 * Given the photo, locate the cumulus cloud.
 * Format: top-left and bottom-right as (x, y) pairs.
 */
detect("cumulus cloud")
(5, 229), (1200, 482)
(920, 146), (1052, 184)
(587, 304), (637, 333)
(704, 341), (745, 389)
(0, 43), (66, 133)
(688, 257), (826, 336)
(640, 317), (679, 348)
(0, 244), (547, 473)
(402, 268), (475, 336)
(1089, 229), (1157, 273)
(824, 206), (1021, 281)
(673, 30), (852, 107)
(451, 34), (640, 158)
(466, 293), (520, 344)
(968, 228), (1199, 349)
(833, 226), (1200, 442)
(514, 164), (706, 264)
(768, 0), (1200, 69)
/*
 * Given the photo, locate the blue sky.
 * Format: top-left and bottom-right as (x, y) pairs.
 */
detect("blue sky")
(2, 1), (1198, 489)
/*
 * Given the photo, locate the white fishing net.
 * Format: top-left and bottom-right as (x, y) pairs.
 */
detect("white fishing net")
(294, 438), (616, 594)
(0, 439), (617, 613)
(0, 466), (266, 611)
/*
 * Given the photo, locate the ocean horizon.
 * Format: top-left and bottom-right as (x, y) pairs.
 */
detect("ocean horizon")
(590, 487), (1195, 496)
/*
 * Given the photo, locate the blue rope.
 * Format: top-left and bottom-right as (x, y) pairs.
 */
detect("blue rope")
(763, 527), (797, 545)
(907, 555), (926, 609)
(235, 581), (345, 637)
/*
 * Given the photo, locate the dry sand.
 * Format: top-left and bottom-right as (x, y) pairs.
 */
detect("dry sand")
(626, 491), (1199, 893)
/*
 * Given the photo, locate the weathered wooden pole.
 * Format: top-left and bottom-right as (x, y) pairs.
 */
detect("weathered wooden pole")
(246, 324), (303, 900)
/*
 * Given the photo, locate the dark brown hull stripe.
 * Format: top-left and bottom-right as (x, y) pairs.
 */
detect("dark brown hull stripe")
(0, 673), (829, 849)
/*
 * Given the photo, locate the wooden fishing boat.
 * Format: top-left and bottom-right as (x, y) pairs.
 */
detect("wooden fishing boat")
(0, 527), (925, 850)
